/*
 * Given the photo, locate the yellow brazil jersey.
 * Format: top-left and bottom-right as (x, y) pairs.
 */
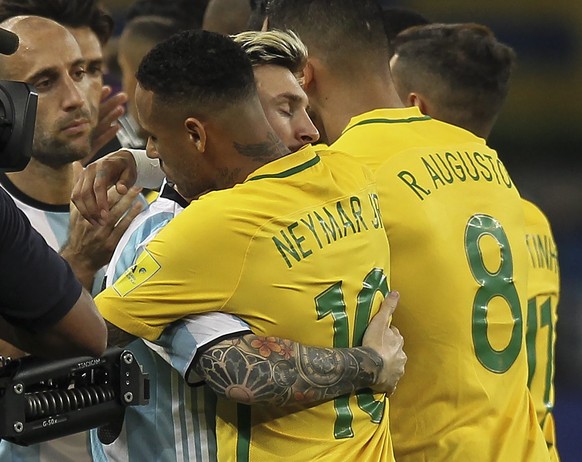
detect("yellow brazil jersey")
(96, 145), (394, 462)
(523, 199), (561, 461)
(331, 107), (550, 462)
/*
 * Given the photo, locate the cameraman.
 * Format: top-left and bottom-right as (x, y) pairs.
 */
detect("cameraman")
(0, 189), (107, 358)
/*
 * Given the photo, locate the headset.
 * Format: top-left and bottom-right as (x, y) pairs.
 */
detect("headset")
(0, 28), (38, 172)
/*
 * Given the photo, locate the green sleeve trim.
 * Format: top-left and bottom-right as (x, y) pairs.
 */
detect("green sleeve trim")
(236, 404), (251, 462)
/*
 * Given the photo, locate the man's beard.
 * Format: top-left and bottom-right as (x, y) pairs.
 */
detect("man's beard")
(31, 132), (91, 168)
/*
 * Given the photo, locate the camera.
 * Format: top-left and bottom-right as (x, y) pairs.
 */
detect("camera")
(0, 347), (149, 446)
(0, 81), (37, 172)
(0, 27), (38, 172)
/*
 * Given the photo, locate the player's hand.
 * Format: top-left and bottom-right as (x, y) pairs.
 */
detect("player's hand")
(86, 86), (127, 164)
(363, 291), (407, 395)
(72, 149), (138, 225)
(62, 186), (144, 286)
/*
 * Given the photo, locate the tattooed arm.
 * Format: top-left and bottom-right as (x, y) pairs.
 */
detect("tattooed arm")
(195, 291), (406, 406)
(197, 336), (384, 406)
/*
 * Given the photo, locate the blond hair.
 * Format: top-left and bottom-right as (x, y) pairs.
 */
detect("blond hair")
(232, 29), (308, 80)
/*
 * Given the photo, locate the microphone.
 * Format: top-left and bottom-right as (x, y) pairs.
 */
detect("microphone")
(0, 28), (19, 55)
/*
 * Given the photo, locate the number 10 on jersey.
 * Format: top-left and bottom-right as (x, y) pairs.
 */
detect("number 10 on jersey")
(315, 268), (389, 439)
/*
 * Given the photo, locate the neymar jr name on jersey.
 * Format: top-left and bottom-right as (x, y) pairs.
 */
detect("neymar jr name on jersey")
(273, 192), (384, 268)
(397, 150), (514, 201)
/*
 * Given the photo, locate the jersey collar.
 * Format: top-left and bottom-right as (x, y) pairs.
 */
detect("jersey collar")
(246, 144), (320, 182)
(341, 107), (431, 136)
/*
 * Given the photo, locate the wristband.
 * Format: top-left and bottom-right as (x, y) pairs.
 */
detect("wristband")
(127, 149), (165, 189)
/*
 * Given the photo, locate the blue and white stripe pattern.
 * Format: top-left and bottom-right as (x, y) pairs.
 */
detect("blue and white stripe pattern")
(92, 181), (250, 462)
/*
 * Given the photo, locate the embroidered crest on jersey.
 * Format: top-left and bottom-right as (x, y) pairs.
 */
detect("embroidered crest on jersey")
(113, 249), (161, 296)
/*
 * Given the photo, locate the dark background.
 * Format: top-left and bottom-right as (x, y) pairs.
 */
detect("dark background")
(102, 0), (582, 459)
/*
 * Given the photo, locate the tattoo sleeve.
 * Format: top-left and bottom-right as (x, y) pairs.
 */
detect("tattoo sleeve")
(105, 320), (136, 348)
(195, 334), (383, 406)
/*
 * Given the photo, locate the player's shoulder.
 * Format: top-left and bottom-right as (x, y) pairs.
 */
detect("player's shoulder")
(522, 198), (552, 229)
(316, 145), (375, 180)
(121, 191), (180, 234)
(522, 198), (546, 215)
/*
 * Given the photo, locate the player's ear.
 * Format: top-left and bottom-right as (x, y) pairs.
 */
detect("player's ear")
(408, 93), (428, 115)
(302, 59), (315, 92)
(184, 117), (206, 152)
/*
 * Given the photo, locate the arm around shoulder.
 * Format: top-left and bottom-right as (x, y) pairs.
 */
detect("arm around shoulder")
(195, 292), (406, 406)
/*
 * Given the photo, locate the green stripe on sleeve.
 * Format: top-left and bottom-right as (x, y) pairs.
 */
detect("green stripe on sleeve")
(236, 404), (251, 462)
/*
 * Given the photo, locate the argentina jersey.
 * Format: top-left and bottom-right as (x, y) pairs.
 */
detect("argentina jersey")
(0, 172), (107, 297)
(0, 172), (69, 250)
(92, 181), (250, 462)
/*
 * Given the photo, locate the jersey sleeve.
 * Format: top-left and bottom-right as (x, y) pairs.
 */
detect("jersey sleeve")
(95, 195), (246, 341)
(0, 189), (83, 331)
(147, 313), (252, 386)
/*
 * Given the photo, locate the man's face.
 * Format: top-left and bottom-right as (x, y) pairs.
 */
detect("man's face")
(136, 65), (319, 199)
(136, 84), (213, 199)
(67, 27), (104, 131)
(253, 64), (319, 152)
(3, 20), (93, 167)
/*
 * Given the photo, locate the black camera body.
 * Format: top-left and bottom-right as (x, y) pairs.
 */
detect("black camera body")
(0, 80), (37, 172)
(0, 348), (149, 446)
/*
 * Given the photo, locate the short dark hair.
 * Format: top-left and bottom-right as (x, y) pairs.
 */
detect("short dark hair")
(0, 0), (114, 45)
(267, 0), (389, 76)
(392, 23), (516, 135)
(137, 29), (256, 113)
(379, 7), (430, 56)
(121, 14), (186, 47)
(125, 0), (207, 29)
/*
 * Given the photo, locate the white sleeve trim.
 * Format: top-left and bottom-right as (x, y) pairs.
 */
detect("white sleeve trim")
(127, 148), (165, 189)
(147, 313), (252, 386)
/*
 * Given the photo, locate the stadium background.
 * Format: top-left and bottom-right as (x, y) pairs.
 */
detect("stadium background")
(102, 1), (582, 459)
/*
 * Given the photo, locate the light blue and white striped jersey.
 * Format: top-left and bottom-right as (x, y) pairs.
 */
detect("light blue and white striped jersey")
(91, 181), (250, 462)
(0, 172), (96, 462)
(0, 173), (106, 295)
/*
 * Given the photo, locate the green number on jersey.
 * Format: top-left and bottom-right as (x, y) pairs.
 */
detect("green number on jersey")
(526, 296), (555, 421)
(315, 268), (388, 439)
(465, 214), (523, 373)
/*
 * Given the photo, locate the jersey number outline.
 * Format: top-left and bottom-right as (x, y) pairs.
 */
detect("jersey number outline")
(526, 295), (555, 421)
(465, 214), (523, 373)
(315, 268), (388, 439)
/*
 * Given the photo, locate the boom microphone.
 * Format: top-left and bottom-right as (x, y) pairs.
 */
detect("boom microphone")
(0, 28), (19, 55)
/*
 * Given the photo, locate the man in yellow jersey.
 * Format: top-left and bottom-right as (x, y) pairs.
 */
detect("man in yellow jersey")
(267, 1), (550, 461)
(89, 30), (401, 461)
(86, 29), (406, 462)
(390, 22), (561, 460)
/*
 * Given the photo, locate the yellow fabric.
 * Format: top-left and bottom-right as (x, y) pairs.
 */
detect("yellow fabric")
(97, 144), (394, 461)
(144, 189), (159, 203)
(523, 199), (561, 461)
(331, 107), (550, 462)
